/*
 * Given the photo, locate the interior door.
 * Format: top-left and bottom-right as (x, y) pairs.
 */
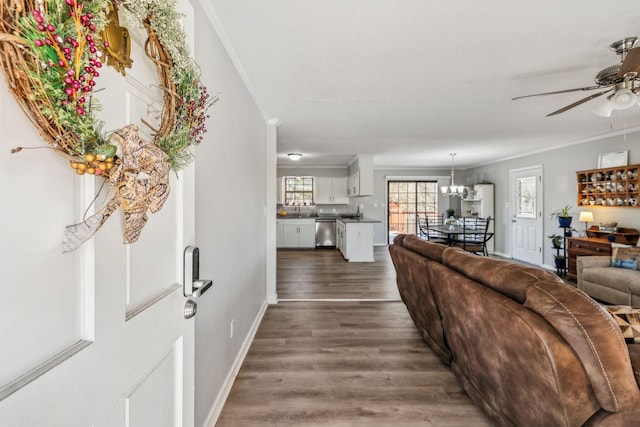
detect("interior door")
(0, 2), (197, 425)
(510, 166), (543, 265)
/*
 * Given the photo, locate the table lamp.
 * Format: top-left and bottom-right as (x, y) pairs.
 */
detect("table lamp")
(578, 211), (594, 236)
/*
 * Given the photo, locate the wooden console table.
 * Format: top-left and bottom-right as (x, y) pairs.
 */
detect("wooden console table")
(566, 237), (612, 281)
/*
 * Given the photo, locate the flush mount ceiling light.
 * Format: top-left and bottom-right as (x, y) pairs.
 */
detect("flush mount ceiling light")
(440, 153), (465, 197)
(287, 153), (302, 161)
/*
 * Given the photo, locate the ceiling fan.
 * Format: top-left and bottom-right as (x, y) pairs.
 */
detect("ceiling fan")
(513, 37), (640, 117)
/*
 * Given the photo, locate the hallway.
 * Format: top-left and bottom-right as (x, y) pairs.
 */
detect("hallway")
(216, 248), (494, 426)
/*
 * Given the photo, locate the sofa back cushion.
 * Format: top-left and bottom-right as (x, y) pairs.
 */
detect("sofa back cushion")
(397, 234), (446, 263)
(441, 248), (563, 303)
(388, 243), (450, 363)
(427, 262), (599, 426)
(524, 281), (640, 412)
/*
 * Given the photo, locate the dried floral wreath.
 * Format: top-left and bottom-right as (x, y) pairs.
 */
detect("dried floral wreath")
(0, 0), (215, 251)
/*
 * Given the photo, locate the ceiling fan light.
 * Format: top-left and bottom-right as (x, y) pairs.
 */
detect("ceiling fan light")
(612, 88), (637, 110)
(592, 99), (614, 117)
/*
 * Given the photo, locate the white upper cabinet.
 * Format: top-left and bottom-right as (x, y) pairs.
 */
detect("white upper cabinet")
(348, 155), (373, 197)
(316, 177), (348, 204)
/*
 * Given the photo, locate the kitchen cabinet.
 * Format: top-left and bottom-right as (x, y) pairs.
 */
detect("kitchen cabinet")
(348, 155), (374, 197)
(336, 220), (346, 256)
(277, 219), (315, 248)
(348, 171), (360, 197)
(337, 219), (375, 262)
(315, 177), (348, 204)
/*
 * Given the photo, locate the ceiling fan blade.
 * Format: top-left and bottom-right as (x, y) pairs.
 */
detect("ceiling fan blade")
(618, 47), (640, 77)
(512, 86), (604, 101)
(546, 89), (613, 116)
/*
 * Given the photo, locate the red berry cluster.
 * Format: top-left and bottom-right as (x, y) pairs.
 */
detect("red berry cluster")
(31, 0), (106, 116)
(179, 84), (212, 145)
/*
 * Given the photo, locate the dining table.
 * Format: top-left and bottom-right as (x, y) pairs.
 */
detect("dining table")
(428, 224), (495, 247)
(429, 225), (466, 245)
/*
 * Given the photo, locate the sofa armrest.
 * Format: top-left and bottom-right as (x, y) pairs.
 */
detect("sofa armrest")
(577, 256), (612, 289)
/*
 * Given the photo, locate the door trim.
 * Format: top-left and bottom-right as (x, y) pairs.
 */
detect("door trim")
(509, 165), (543, 263)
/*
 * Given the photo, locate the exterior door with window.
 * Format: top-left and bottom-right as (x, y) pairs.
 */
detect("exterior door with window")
(510, 166), (543, 265)
(0, 2), (197, 425)
(387, 180), (439, 243)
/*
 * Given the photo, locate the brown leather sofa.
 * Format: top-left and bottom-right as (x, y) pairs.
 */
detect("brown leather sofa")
(389, 234), (640, 426)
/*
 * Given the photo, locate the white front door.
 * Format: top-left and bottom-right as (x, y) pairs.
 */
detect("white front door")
(0, 3), (197, 426)
(510, 166), (543, 265)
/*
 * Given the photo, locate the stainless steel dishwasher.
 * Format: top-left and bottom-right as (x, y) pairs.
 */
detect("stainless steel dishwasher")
(315, 218), (336, 247)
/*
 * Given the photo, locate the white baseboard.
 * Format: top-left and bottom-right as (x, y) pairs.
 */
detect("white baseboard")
(491, 251), (510, 258)
(204, 298), (269, 426)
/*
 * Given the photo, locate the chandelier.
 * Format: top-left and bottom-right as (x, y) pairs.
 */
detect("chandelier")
(440, 153), (465, 197)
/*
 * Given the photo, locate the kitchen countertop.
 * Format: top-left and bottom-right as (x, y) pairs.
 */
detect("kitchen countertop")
(276, 215), (318, 220)
(336, 217), (381, 224)
(276, 215), (380, 223)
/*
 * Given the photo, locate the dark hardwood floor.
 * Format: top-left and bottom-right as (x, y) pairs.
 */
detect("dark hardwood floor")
(216, 246), (495, 426)
(277, 246), (400, 300)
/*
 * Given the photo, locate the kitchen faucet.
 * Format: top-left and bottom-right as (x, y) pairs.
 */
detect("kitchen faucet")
(296, 205), (301, 217)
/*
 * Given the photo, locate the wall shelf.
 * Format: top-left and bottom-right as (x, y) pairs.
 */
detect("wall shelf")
(576, 164), (639, 208)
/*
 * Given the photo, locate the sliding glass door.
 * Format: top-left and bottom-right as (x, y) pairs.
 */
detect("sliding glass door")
(388, 181), (439, 243)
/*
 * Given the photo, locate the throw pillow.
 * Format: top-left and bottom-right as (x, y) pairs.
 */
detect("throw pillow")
(604, 305), (640, 344)
(611, 245), (640, 270)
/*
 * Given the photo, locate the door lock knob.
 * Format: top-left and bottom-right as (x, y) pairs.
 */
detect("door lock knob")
(184, 299), (197, 319)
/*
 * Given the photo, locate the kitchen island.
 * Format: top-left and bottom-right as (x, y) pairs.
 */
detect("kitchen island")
(336, 217), (380, 262)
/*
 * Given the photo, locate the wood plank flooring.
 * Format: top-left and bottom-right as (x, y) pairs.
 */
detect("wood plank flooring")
(217, 246), (495, 426)
(277, 247), (400, 300)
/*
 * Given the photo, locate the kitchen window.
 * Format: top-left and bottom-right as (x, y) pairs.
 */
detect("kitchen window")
(283, 176), (314, 206)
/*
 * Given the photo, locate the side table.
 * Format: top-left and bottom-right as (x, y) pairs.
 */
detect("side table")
(566, 237), (611, 281)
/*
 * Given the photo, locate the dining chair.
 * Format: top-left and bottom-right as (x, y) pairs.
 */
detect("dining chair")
(416, 213), (448, 244)
(455, 216), (492, 255)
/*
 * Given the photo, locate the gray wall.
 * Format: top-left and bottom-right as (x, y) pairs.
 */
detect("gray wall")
(194, 3), (268, 425)
(465, 133), (640, 266)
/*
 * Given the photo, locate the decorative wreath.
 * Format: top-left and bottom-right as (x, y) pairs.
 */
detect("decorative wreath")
(0, 0), (215, 250)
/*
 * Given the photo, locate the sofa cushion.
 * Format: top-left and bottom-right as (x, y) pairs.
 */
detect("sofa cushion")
(428, 263), (599, 426)
(400, 234), (446, 262)
(611, 246), (640, 270)
(583, 266), (640, 294)
(604, 305), (640, 343)
(388, 243), (451, 364)
(523, 281), (640, 412)
(441, 247), (563, 303)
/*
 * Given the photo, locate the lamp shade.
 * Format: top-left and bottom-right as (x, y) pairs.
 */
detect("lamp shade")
(592, 99), (614, 117)
(612, 88), (637, 110)
(578, 211), (594, 223)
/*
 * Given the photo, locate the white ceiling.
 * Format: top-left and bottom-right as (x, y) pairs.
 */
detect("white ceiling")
(208, 0), (640, 168)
